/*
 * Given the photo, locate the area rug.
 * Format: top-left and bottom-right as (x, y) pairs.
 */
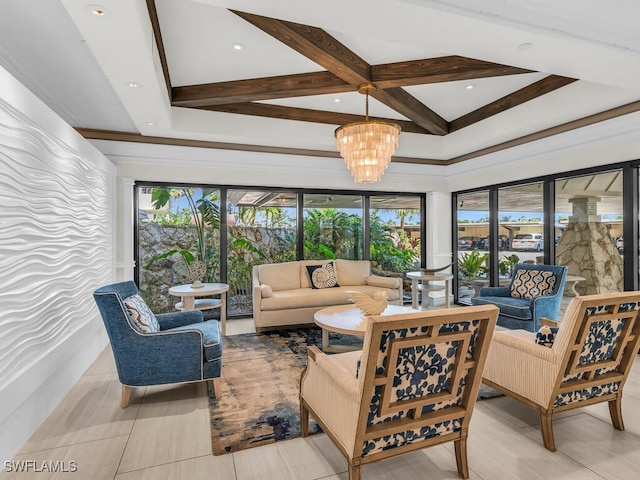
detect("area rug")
(208, 328), (501, 455)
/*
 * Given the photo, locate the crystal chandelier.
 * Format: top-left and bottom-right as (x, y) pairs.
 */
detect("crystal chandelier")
(335, 83), (401, 183)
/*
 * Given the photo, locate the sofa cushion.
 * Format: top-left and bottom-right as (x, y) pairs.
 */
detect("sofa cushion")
(306, 262), (340, 289)
(260, 285), (400, 311)
(257, 261), (301, 291)
(123, 294), (160, 333)
(510, 269), (557, 300)
(471, 296), (533, 320)
(335, 259), (370, 286)
(166, 320), (222, 362)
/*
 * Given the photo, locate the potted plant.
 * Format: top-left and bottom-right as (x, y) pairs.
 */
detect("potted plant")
(457, 248), (489, 284)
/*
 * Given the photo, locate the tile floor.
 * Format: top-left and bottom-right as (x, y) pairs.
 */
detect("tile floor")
(3, 301), (640, 479)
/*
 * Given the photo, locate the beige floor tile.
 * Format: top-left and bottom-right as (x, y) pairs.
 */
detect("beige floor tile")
(1, 435), (127, 480)
(115, 454), (235, 480)
(83, 345), (117, 376)
(19, 373), (138, 454)
(583, 393), (640, 436)
(478, 394), (582, 429)
(357, 445), (482, 480)
(233, 436), (342, 480)
(225, 318), (255, 336)
(521, 413), (640, 480)
(467, 404), (602, 479)
(117, 382), (211, 473)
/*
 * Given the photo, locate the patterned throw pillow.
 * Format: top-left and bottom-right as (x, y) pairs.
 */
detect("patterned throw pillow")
(510, 269), (557, 299)
(535, 325), (559, 347)
(123, 294), (160, 333)
(306, 262), (340, 289)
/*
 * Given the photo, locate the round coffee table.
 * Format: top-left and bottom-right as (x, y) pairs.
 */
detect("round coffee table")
(313, 304), (416, 352)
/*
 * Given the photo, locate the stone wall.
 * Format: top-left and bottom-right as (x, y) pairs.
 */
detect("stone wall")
(138, 222), (295, 314)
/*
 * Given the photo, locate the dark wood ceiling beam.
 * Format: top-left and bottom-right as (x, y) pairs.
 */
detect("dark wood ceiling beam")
(197, 102), (430, 134)
(231, 10), (370, 85)
(232, 9), (448, 135)
(372, 56), (534, 89)
(171, 71), (353, 107)
(449, 75), (578, 132)
(371, 87), (448, 135)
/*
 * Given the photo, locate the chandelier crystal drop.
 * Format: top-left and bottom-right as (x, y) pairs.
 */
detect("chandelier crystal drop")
(335, 84), (400, 183)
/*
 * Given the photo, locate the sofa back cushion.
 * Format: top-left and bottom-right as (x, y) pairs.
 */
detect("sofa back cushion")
(257, 261), (301, 291)
(335, 259), (371, 286)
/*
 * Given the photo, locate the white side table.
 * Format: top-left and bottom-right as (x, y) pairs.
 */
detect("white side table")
(406, 271), (453, 310)
(168, 283), (230, 336)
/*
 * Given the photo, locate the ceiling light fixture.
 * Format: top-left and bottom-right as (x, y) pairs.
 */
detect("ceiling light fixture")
(232, 42), (245, 50)
(88, 4), (108, 16)
(127, 82), (142, 88)
(145, 122), (157, 126)
(335, 83), (400, 183)
(334, 98), (341, 103)
(517, 42), (534, 51)
(465, 84), (476, 90)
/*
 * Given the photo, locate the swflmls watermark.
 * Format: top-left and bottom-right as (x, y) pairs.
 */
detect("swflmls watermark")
(3, 460), (78, 473)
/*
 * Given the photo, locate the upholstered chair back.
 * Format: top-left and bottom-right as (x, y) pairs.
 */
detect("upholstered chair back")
(549, 293), (640, 409)
(354, 305), (498, 459)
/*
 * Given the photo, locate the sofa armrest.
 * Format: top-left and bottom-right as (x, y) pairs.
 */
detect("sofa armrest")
(366, 275), (400, 289)
(157, 310), (203, 330)
(479, 286), (510, 297)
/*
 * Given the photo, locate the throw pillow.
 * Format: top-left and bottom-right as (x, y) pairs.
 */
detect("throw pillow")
(306, 262), (340, 289)
(510, 269), (557, 299)
(123, 294), (160, 333)
(535, 325), (559, 348)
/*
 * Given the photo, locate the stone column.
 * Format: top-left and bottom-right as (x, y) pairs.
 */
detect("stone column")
(556, 196), (623, 294)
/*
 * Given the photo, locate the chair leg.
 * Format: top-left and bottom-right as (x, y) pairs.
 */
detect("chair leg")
(348, 462), (361, 480)
(608, 397), (625, 430)
(539, 411), (556, 452)
(211, 378), (221, 399)
(300, 400), (309, 437)
(454, 438), (469, 479)
(121, 385), (133, 409)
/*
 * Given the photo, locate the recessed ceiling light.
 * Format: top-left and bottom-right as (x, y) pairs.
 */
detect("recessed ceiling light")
(127, 82), (142, 88)
(232, 43), (245, 50)
(334, 98), (341, 103)
(465, 84), (476, 90)
(517, 42), (534, 51)
(88, 4), (109, 16)
(145, 122), (157, 126)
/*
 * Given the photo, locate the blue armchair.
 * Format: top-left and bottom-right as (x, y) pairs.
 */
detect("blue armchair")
(470, 263), (568, 332)
(93, 281), (222, 408)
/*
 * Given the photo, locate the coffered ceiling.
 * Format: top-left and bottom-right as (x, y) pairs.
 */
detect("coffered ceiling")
(2, 0), (640, 167)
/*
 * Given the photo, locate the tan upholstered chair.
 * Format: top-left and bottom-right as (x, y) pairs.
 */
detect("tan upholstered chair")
(483, 292), (640, 451)
(300, 305), (498, 480)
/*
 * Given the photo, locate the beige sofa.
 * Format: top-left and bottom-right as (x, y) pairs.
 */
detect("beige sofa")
(252, 259), (403, 332)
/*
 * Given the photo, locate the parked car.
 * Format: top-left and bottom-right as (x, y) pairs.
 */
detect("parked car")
(511, 233), (544, 251)
(458, 236), (481, 250)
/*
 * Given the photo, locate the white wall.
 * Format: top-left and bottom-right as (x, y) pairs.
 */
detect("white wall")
(0, 65), (116, 462)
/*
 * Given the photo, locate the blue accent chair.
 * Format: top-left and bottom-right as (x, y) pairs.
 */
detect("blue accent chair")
(470, 263), (568, 332)
(93, 281), (222, 408)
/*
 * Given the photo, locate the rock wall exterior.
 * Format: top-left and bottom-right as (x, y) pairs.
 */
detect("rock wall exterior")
(556, 221), (623, 294)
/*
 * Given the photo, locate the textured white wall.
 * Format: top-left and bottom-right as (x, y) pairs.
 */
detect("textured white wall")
(0, 66), (116, 462)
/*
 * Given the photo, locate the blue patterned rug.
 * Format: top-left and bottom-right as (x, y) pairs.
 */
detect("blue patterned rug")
(208, 327), (500, 455)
